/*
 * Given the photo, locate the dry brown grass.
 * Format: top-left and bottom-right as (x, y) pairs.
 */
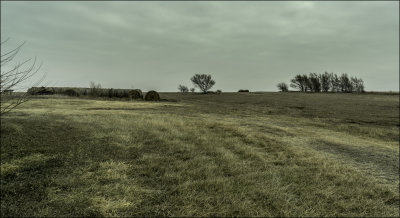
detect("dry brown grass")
(1, 92), (398, 217)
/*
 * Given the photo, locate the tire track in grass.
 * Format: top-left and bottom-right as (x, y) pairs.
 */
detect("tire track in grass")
(309, 138), (399, 183)
(216, 113), (399, 185)
(197, 116), (399, 216)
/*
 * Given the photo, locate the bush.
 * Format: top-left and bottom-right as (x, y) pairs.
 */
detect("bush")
(65, 89), (80, 97)
(145, 90), (160, 101)
(277, 82), (288, 92)
(178, 85), (189, 93)
(238, 89), (249, 92)
(216, 89), (222, 94)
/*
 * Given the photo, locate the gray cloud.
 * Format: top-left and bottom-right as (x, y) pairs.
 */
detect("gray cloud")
(1, 1), (398, 91)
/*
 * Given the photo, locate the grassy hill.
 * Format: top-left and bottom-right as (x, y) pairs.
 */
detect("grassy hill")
(1, 92), (398, 217)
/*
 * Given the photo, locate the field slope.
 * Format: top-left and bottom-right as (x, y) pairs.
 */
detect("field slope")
(1, 92), (399, 217)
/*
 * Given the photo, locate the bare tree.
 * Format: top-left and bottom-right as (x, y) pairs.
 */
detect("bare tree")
(357, 78), (365, 93)
(308, 73), (321, 92)
(277, 82), (288, 92)
(339, 73), (352, 93)
(351, 77), (365, 93)
(178, 84), (189, 93)
(290, 74), (309, 92)
(190, 74), (215, 94)
(1, 39), (44, 115)
(330, 73), (340, 92)
(320, 72), (331, 92)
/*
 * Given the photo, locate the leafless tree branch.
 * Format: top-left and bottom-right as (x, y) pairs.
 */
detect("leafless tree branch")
(1, 40), (45, 116)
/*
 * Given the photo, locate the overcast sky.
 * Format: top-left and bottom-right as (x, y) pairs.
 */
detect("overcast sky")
(1, 1), (398, 91)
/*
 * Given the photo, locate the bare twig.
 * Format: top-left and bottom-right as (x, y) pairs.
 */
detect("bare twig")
(1, 40), (45, 116)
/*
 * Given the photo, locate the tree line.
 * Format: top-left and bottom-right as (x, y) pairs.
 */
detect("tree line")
(278, 72), (365, 93)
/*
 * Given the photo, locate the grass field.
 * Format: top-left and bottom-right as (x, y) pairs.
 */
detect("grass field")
(1, 92), (399, 217)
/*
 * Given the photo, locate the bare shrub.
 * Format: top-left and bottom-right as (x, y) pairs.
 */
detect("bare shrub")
(277, 82), (288, 92)
(178, 85), (189, 93)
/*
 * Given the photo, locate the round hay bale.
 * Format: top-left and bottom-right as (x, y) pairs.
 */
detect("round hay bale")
(128, 89), (143, 99)
(145, 90), (160, 101)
